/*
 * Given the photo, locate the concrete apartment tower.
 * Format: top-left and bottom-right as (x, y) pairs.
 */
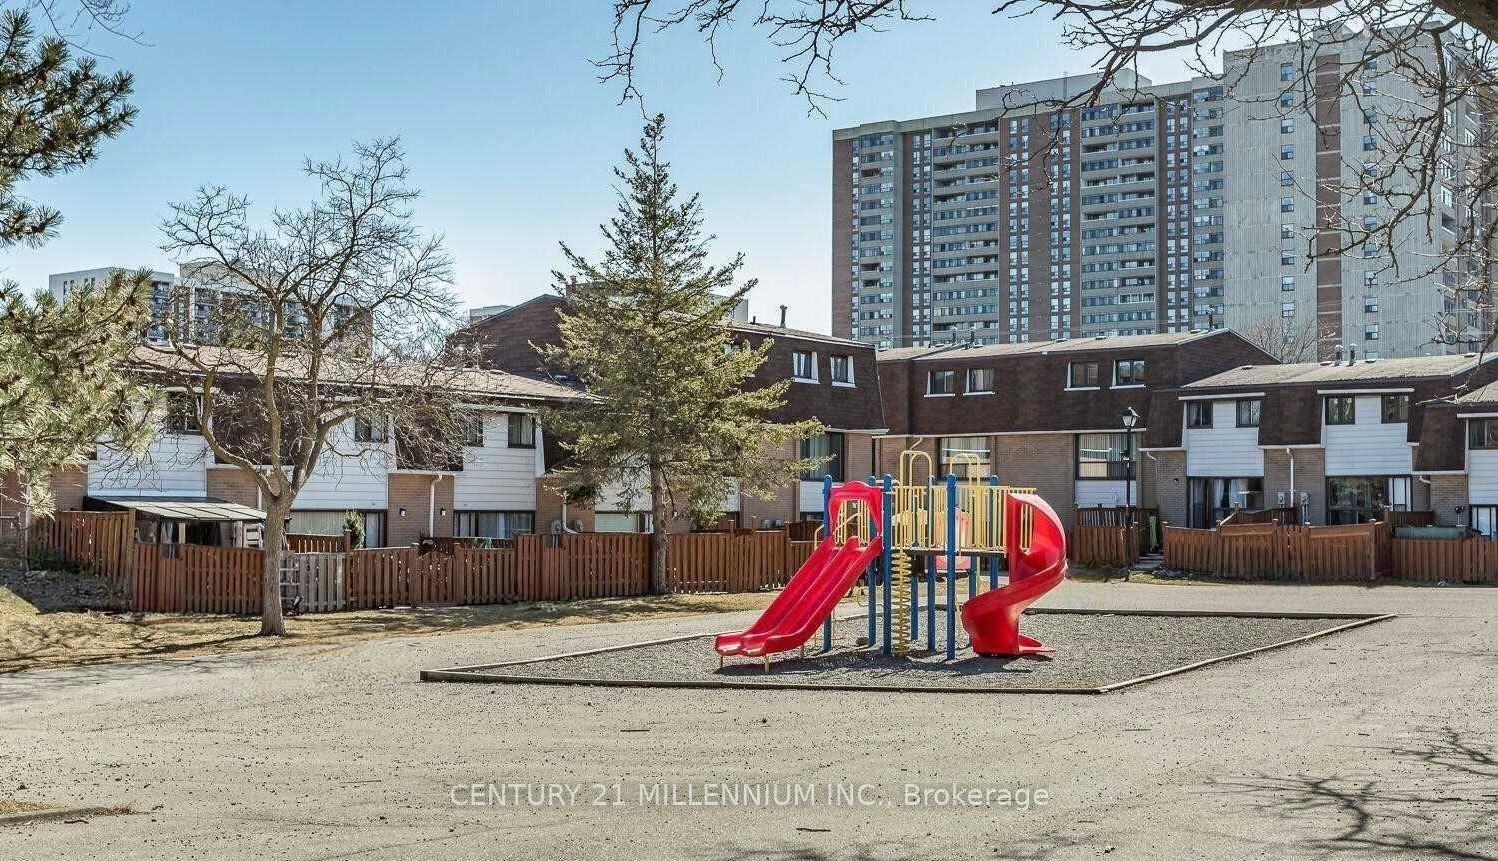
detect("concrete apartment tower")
(832, 27), (1490, 359)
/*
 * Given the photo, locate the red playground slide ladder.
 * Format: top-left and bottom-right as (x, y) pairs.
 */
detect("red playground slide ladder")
(714, 482), (883, 660)
(960, 493), (1067, 657)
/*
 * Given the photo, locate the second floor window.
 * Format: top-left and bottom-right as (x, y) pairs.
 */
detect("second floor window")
(1068, 361), (1099, 388)
(800, 432), (845, 482)
(1114, 359), (1145, 386)
(354, 413), (387, 443)
(507, 413), (536, 448)
(939, 436), (990, 479)
(1236, 399), (1261, 427)
(829, 354), (853, 384)
(792, 350), (817, 381)
(1470, 419), (1498, 449)
(164, 392), (200, 433)
(1186, 401), (1213, 429)
(928, 369), (956, 395)
(967, 367), (994, 393)
(1381, 394), (1409, 423)
(1325, 396), (1356, 426)
(462, 413), (485, 447)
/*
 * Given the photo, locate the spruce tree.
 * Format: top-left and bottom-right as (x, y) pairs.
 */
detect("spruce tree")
(542, 115), (823, 593)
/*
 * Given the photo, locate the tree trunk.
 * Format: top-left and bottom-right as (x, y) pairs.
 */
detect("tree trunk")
(649, 467), (669, 594)
(260, 502), (287, 636)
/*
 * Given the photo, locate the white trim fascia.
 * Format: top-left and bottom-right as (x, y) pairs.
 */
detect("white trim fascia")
(1412, 470), (1467, 476)
(965, 390), (995, 396)
(1315, 387), (1414, 395)
(1139, 446), (1184, 452)
(1112, 384), (1146, 390)
(830, 380), (856, 389)
(1180, 391), (1265, 401)
(924, 392), (956, 398)
(1064, 386), (1101, 392)
(1458, 412), (1498, 419)
(1257, 444), (1322, 449)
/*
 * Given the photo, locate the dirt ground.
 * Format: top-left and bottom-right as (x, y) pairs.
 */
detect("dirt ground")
(0, 561), (791, 674)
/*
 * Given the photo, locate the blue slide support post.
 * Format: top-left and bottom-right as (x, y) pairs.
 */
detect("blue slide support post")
(945, 473), (958, 660)
(866, 474), (877, 649)
(822, 475), (833, 652)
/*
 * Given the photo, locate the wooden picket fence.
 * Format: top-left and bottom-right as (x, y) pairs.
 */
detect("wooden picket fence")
(286, 532), (351, 554)
(288, 553), (346, 612)
(28, 510), (136, 581)
(667, 530), (806, 593)
(1071, 507), (1157, 567)
(133, 543), (263, 613)
(1164, 520), (1498, 584)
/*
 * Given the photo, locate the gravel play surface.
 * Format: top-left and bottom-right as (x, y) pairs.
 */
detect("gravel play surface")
(457, 611), (1370, 691)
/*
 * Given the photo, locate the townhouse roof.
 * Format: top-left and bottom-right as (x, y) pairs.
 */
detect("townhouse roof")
(877, 328), (1260, 362)
(132, 345), (585, 403)
(1182, 352), (1495, 390)
(1453, 379), (1498, 407)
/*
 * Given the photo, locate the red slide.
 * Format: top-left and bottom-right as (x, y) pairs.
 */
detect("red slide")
(716, 482), (883, 659)
(961, 493), (1067, 657)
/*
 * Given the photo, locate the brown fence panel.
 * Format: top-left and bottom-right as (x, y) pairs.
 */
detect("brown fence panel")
(286, 532), (350, 554)
(1163, 526), (1219, 573)
(346, 546), (414, 609)
(30, 510), (135, 582)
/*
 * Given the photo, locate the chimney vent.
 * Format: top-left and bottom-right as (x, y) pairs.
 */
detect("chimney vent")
(1333, 344), (1344, 364)
(779, 305), (788, 328)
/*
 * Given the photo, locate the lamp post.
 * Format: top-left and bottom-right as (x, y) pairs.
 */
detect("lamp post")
(1120, 407), (1140, 514)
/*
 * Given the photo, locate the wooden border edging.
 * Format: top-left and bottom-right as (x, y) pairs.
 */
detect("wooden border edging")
(419, 610), (1395, 695)
(0, 806), (127, 826)
(1095, 613), (1396, 693)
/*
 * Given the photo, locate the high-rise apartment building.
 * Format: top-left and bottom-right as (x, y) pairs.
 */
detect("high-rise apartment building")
(833, 29), (1490, 359)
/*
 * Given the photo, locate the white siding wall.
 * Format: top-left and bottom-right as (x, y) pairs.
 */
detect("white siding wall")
(1467, 450), (1498, 503)
(1324, 396), (1412, 476)
(453, 412), (542, 511)
(1184, 400), (1264, 477)
(798, 480), (828, 516)
(1074, 480), (1138, 508)
(292, 422), (392, 510)
(597, 470), (740, 513)
(89, 433), (209, 497)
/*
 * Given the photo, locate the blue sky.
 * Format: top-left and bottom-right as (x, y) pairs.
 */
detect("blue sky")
(8, 1), (1202, 331)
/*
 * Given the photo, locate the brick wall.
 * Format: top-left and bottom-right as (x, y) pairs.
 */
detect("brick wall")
(386, 474), (454, 546)
(990, 433), (1077, 531)
(537, 478), (595, 533)
(49, 467), (86, 511)
(1143, 450), (1187, 526)
(1263, 447), (1326, 524)
(874, 436), (934, 484)
(1429, 474), (1467, 527)
(206, 467), (259, 508)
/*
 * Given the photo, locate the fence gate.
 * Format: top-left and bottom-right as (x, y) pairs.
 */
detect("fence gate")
(288, 553), (347, 612)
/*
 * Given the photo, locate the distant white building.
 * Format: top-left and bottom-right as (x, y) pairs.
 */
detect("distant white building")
(50, 267), (181, 343)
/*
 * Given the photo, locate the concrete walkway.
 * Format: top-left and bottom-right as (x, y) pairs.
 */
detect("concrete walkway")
(2, 580), (1496, 860)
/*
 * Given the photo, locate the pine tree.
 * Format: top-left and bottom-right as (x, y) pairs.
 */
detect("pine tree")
(0, 7), (145, 515)
(542, 115), (823, 593)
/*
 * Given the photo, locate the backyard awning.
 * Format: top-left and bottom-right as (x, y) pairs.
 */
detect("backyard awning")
(89, 497), (266, 522)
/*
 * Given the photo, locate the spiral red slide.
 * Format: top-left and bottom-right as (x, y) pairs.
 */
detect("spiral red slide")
(961, 492), (1067, 657)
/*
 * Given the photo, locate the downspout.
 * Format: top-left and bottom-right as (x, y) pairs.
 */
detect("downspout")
(428, 474), (442, 537)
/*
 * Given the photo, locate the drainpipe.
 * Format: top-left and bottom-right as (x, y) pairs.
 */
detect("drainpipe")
(428, 474), (442, 537)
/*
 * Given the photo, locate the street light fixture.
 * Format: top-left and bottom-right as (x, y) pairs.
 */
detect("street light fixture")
(1120, 407), (1140, 512)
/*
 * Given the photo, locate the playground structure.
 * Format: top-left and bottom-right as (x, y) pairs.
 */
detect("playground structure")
(715, 449), (1068, 666)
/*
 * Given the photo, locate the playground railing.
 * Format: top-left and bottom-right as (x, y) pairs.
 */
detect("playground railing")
(891, 483), (1036, 552)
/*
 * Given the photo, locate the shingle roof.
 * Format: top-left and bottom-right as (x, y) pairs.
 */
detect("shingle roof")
(1453, 379), (1498, 406)
(876, 328), (1249, 362)
(133, 345), (585, 403)
(1184, 352), (1494, 389)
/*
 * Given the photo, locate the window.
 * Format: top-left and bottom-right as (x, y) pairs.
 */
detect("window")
(1279, 91), (1295, 108)
(799, 432), (846, 481)
(1068, 361), (1100, 388)
(1281, 170), (1294, 187)
(1236, 399), (1261, 427)
(1364, 323), (1380, 340)
(164, 392), (200, 433)
(1327, 476), (1409, 525)
(1325, 396), (1356, 425)
(1380, 394), (1408, 423)
(507, 413), (536, 448)
(1281, 275), (1296, 291)
(1076, 432), (1136, 479)
(1281, 249), (1296, 266)
(1364, 296), (1379, 313)
(353, 413), (387, 443)
(927, 369), (956, 395)
(594, 511), (651, 533)
(1114, 359), (1146, 386)
(966, 367), (994, 393)
(1188, 477), (1263, 526)
(1281, 223), (1296, 240)
(1281, 144), (1295, 160)
(1186, 401), (1213, 429)
(1281, 196), (1295, 212)
(939, 436), (991, 479)
(1279, 62), (1294, 81)
(462, 413), (484, 447)
(1362, 80), (1377, 96)
(1281, 302), (1296, 319)
(454, 511), (535, 539)
(829, 354), (853, 385)
(792, 350), (817, 381)
(1470, 505), (1498, 538)
(1280, 118), (1295, 134)
(1470, 419), (1498, 449)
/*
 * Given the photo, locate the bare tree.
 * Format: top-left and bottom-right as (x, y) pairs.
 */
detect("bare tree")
(600, 2), (1498, 356)
(152, 139), (465, 636)
(1239, 315), (1328, 363)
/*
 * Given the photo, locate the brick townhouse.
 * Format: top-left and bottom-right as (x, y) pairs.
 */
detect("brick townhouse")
(873, 329), (1276, 531)
(455, 294), (888, 530)
(24, 347), (586, 548)
(1152, 351), (1498, 529)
